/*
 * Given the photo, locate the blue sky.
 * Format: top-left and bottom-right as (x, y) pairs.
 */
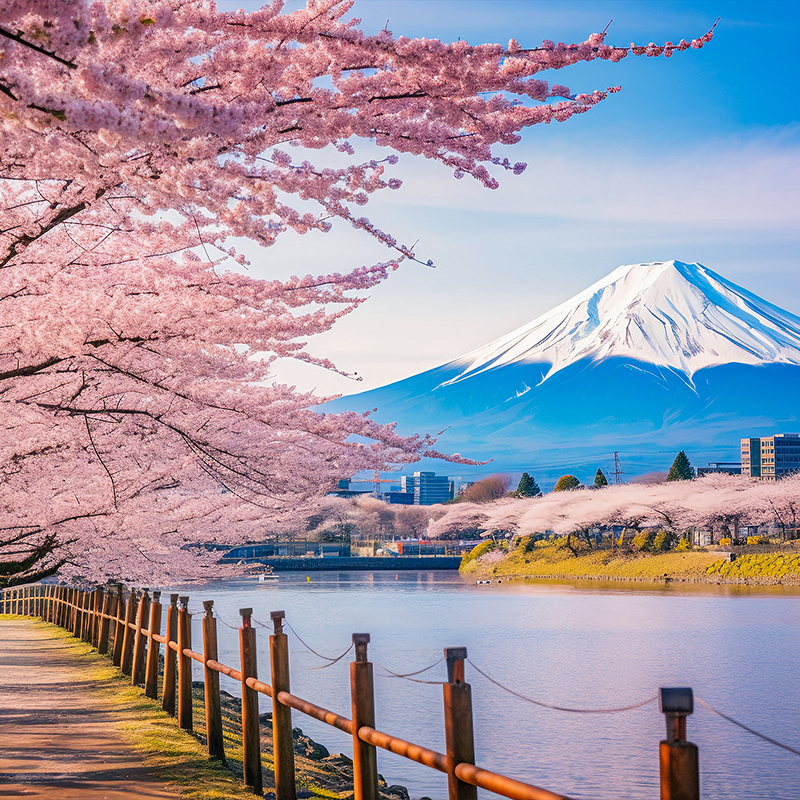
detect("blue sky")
(219, 1), (800, 395)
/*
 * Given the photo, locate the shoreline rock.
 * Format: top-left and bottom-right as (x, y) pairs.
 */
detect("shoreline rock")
(192, 683), (412, 799)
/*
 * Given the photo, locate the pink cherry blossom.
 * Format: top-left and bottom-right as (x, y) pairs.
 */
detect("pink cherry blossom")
(0, 1), (715, 583)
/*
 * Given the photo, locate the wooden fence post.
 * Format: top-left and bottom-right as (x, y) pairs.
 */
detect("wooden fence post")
(202, 600), (225, 761)
(70, 588), (79, 636)
(112, 585), (126, 666)
(59, 585), (67, 628)
(443, 647), (478, 800)
(177, 596), (193, 731)
(121, 588), (137, 675)
(55, 586), (63, 627)
(162, 593), (179, 716)
(75, 589), (83, 637)
(91, 587), (103, 647)
(98, 587), (114, 655)
(85, 590), (95, 641)
(270, 611), (296, 800)
(239, 607), (262, 794)
(82, 589), (95, 642)
(351, 633), (378, 800)
(75, 589), (84, 637)
(132, 590), (151, 685)
(659, 688), (699, 800)
(145, 591), (162, 699)
(51, 585), (60, 626)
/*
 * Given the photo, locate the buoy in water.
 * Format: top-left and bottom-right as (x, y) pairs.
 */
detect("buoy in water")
(307, 576), (311, 582)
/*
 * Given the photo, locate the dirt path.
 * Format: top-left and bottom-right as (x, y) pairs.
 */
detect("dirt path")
(0, 617), (181, 799)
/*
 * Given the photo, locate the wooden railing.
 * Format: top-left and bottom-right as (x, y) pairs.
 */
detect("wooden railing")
(1, 583), (700, 800)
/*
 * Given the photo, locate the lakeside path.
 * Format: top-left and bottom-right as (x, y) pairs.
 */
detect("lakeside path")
(0, 617), (180, 799)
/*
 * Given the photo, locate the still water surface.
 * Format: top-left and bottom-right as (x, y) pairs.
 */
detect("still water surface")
(177, 572), (800, 800)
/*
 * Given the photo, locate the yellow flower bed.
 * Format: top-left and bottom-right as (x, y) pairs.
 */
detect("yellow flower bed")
(707, 553), (800, 579)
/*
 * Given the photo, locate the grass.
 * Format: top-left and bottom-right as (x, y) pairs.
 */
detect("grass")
(461, 538), (800, 585)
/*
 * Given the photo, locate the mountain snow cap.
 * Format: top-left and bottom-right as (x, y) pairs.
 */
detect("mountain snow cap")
(444, 261), (800, 385)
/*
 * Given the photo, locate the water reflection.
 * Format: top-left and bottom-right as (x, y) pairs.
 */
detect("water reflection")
(173, 572), (800, 800)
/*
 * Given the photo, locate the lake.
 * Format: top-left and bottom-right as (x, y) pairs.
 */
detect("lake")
(175, 571), (800, 800)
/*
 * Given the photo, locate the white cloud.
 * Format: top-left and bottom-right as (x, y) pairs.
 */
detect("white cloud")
(379, 135), (800, 229)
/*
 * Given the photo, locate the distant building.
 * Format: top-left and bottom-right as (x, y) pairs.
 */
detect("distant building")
(696, 462), (742, 477)
(329, 478), (373, 499)
(399, 471), (454, 505)
(382, 490), (415, 505)
(741, 433), (800, 480)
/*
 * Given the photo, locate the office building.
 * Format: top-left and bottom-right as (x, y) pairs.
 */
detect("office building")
(696, 462), (742, 477)
(741, 433), (800, 480)
(399, 471), (454, 505)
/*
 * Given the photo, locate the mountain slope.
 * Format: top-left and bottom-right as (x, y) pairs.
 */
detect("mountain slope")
(446, 261), (800, 384)
(325, 262), (800, 484)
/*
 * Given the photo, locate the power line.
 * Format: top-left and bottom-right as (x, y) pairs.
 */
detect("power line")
(613, 451), (624, 485)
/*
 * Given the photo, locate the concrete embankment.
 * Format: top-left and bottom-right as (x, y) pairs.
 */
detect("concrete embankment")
(222, 555), (462, 571)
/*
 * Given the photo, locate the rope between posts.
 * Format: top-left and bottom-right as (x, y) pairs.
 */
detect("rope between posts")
(376, 669), (443, 685)
(283, 620), (353, 664)
(467, 659), (658, 714)
(309, 643), (354, 670)
(375, 657), (445, 683)
(697, 698), (800, 757)
(377, 656), (444, 679)
(213, 613), (240, 630)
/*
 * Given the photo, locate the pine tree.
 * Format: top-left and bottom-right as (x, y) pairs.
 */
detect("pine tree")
(554, 475), (581, 492)
(667, 451), (695, 481)
(594, 469), (608, 488)
(516, 473), (541, 497)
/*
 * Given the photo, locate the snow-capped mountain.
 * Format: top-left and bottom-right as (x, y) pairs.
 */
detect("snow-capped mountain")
(445, 261), (800, 386)
(325, 261), (800, 485)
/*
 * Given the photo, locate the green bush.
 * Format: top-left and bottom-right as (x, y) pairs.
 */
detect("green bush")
(653, 530), (675, 552)
(631, 531), (654, 551)
(461, 539), (496, 567)
(554, 475), (581, 492)
(517, 535), (540, 553)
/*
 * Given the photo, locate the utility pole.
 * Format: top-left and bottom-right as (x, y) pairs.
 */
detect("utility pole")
(613, 452), (624, 485)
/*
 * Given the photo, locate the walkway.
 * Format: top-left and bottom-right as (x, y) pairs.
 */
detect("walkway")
(0, 617), (180, 799)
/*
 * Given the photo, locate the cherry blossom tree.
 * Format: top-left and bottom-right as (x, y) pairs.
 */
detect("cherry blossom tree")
(0, 0), (716, 584)
(428, 474), (800, 544)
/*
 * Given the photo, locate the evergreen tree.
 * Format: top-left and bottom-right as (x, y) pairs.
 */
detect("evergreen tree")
(667, 451), (695, 481)
(594, 469), (608, 488)
(516, 473), (541, 497)
(554, 475), (581, 492)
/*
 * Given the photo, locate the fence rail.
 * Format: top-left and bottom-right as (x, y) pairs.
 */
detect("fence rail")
(1, 583), (700, 800)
